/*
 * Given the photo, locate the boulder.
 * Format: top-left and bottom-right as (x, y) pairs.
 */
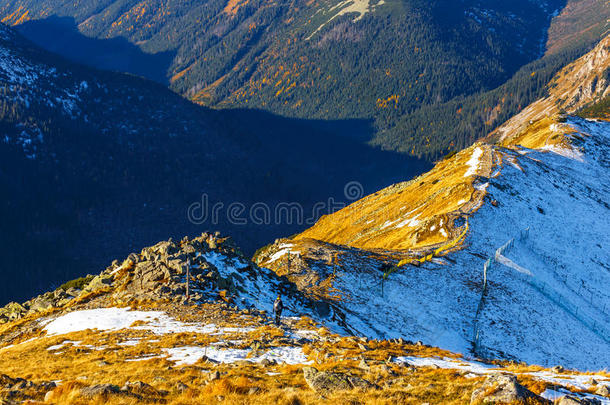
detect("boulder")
(555, 396), (601, 405)
(53, 289), (67, 299)
(1, 302), (25, 317)
(470, 373), (547, 404)
(29, 298), (53, 313)
(173, 382), (189, 393)
(302, 367), (377, 396)
(79, 384), (121, 398)
(64, 287), (81, 297)
(121, 381), (158, 397)
(85, 274), (113, 292)
(596, 385), (609, 397)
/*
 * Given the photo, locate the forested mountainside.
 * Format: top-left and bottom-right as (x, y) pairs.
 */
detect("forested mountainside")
(0, 0), (607, 157)
(255, 36), (610, 370)
(0, 23), (426, 305)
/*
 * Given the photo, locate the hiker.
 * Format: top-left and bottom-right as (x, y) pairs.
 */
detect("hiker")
(273, 294), (283, 326)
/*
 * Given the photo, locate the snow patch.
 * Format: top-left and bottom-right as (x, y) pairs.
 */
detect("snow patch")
(266, 245), (293, 263)
(540, 144), (584, 162)
(43, 307), (218, 336)
(464, 147), (483, 177)
(395, 356), (499, 374)
(306, 0), (386, 40)
(163, 345), (311, 366)
(395, 213), (421, 229)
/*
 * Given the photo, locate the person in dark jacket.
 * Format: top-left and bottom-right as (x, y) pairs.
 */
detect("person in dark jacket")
(273, 294), (283, 326)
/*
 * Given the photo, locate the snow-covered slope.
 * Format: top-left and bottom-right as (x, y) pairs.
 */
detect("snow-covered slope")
(255, 35), (610, 370)
(256, 116), (610, 370)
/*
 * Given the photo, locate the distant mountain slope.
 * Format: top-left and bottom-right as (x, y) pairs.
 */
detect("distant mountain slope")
(0, 23), (426, 305)
(490, 34), (610, 142)
(1, 0), (607, 157)
(254, 37), (610, 369)
(545, 0), (610, 55)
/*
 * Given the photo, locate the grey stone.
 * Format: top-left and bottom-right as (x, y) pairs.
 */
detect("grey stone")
(65, 287), (81, 297)
(29, 298), (53, 313)
(174, 382), (189, 393)
(470, 373), (547, 404)
(122, 381), (157, 396)
(595, 385), (609, 397)
(555, 396), (601, 405)
(79, 384), (121, 398)
(85, 274), (113, 291)
(302, 367), (377, 396)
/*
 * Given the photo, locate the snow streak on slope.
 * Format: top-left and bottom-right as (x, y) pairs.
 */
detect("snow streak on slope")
(258, 117), (610, 370)
(306, 0), (386, 39)
(0, 24), (91, 158)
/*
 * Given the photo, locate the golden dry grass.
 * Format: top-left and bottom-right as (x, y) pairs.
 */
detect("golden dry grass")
(500, 116), (576, 151)
(0, 325), (484, 405)
(1, 303), (605, 405)
(293, 143), (493, 252)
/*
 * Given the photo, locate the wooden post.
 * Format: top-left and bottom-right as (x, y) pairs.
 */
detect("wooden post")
(186, 258), (190, 301)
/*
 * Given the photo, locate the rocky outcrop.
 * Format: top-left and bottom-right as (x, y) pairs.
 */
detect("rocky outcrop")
(470, 374), (548, 404)
(0, 374), (56, 403)
(0, 232), (330, 331)
(302, 367), (377, 396)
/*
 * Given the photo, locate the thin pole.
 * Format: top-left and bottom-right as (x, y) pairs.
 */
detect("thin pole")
(186, 258), (190, 301)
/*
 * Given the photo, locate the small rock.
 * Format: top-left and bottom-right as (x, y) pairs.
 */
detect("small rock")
(248, 387), (261, 395)
(596, 385), (610, 397)
(259, 358), (274, 366)
(552, 365), (565, 373)
(208, 370), (220, 381)
(174, 382), (189, 393)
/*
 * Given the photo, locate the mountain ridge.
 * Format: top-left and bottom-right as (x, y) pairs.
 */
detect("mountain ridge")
(1, 229), (609, 404)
